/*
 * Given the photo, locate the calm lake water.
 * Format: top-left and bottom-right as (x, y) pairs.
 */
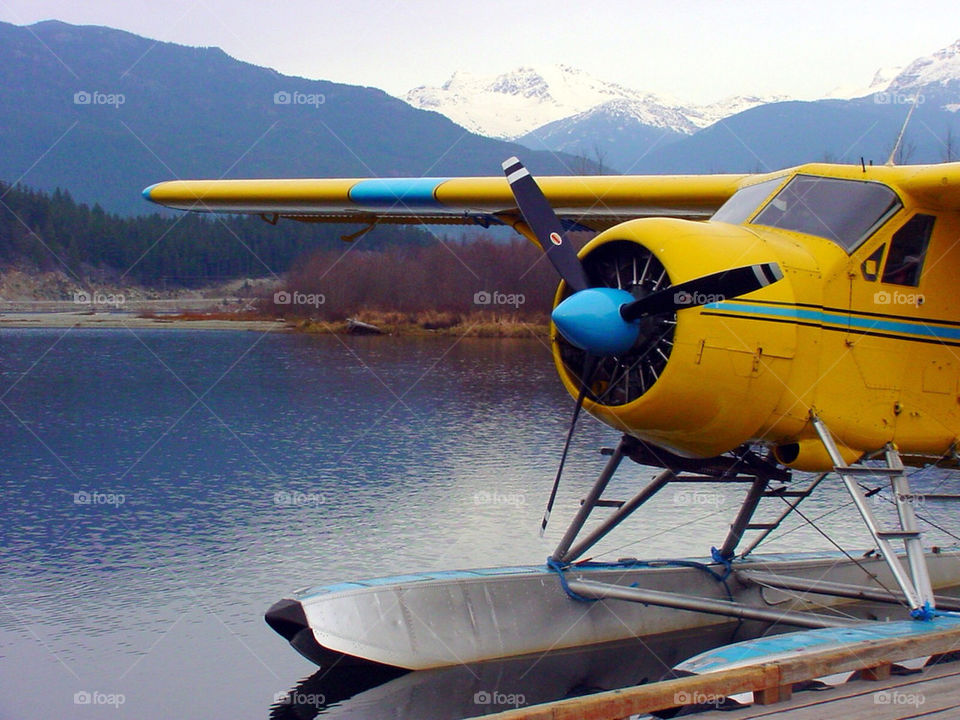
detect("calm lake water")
(2, 329), (958, 719)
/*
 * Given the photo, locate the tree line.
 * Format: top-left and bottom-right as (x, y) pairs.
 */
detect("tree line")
(0, 181), (434, 287)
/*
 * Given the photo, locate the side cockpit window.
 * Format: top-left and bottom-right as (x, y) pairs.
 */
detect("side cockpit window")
(882, 214), (934, 287)
(711, 176), (786, 225)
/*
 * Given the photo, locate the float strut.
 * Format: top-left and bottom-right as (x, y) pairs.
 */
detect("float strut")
(566, 579), (856, 628)
(812, 416), (935, 616)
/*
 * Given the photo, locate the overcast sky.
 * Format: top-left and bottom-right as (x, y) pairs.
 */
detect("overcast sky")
(0, 0), (957, 103)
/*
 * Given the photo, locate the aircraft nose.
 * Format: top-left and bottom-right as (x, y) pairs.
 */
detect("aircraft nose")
(265, 598), (309, 641)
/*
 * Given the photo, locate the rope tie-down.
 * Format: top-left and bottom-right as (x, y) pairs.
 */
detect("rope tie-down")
(547, 552), (735, 604)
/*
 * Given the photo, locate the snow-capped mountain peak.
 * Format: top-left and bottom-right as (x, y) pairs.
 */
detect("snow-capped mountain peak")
(405, 65), (696, 139)
(888, 38), (960, 96)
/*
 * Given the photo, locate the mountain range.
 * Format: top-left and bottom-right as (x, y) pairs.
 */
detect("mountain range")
(407, 43), (960, 172)
(0, 21), (959, 216)
(405, 65), (781, 139)
(0, 21), (589, 215)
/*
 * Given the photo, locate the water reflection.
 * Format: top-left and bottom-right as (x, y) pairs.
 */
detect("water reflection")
(269, 624), (757, 719)
(3, 330), (959, 719)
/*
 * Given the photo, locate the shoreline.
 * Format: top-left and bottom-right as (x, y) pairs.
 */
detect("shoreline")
(0, 311), (551, 337)
(0, 272), (550, 337)
(0, 311), (290, 331)
(291, 316), (550, 338)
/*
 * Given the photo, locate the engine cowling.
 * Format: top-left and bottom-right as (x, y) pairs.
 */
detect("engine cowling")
(552, 218), (800, 459)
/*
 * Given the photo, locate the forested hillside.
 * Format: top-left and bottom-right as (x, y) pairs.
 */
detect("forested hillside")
(0, 181), (432, 286)
(0, 21), (590, 215)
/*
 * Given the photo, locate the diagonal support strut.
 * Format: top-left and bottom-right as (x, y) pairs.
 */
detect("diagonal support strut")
(811, 415), (936, 617)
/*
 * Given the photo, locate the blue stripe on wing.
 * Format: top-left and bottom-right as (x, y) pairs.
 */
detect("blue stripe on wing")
(348, 178), (448, 208)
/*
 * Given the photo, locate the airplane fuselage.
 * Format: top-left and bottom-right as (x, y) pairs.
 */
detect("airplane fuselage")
(554, 164), (960, 470)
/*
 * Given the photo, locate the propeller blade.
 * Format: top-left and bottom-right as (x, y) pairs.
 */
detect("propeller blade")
(620, 262), (783, 322)
(500, 157), (598, 536)
(502, 157), (590, 293)
(540, 355), (598, 536)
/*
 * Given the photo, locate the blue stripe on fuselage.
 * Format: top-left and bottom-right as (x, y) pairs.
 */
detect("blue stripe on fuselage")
(704, 301), (960, 341)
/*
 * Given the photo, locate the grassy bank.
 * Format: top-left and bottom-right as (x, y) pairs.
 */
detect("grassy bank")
(135, 309), (551, 337)
(292, 310), (550, 338)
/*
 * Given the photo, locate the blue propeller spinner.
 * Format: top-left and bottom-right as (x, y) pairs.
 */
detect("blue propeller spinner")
(551, 287), (640, 356)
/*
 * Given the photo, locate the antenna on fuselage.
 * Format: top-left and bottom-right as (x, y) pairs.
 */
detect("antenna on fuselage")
(886, 93), (920, 166)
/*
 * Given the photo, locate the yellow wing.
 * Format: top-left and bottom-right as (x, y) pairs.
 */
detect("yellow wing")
(142, 174), (752, 238)
(892, 162), (960, 211)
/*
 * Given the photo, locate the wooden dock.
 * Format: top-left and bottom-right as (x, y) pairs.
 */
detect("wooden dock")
(695, 661), (960, 719)
(475, 621), (960, 720)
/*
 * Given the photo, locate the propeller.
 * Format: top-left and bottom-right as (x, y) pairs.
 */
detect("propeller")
(501, 157), (783, 534)
(503, 155), (596, 534)
(553, 262), (783, 355)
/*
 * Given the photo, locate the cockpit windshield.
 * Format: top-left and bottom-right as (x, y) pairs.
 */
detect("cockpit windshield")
(748, 174), (901, 251)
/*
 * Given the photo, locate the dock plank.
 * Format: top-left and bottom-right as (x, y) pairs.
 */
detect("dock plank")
(692, 662), (960, 719)
(480, 624), (960, 720)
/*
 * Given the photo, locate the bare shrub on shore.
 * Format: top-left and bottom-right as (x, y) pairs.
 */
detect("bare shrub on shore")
(274, 234), (579, 322)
